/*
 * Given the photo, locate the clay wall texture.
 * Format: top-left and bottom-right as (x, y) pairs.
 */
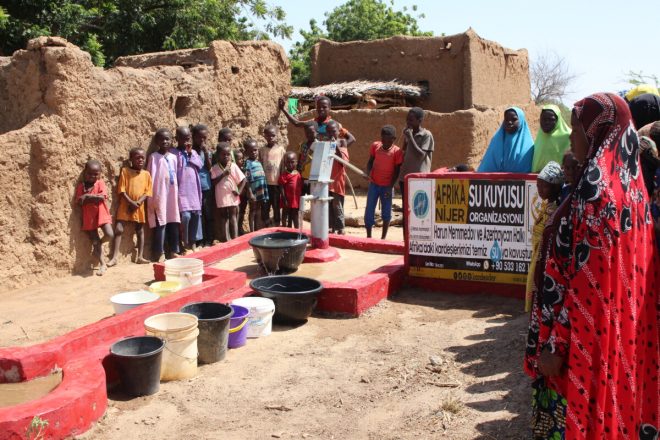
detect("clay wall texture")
(286, 105), (540, 189)
(309, 29), (531, 113)
(0, 37), (290, 289)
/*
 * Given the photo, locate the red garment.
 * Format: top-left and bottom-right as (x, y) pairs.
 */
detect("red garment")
(329, 144), (349, 196)
(524, 93), (659, 439)
(75, 179), (112, 230)
(278, 171), (303, 209)
(369, 141), (403, 186)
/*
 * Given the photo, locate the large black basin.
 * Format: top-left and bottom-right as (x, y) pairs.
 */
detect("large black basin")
(249, 232), (309, 274)
(250, 275), (323, 324)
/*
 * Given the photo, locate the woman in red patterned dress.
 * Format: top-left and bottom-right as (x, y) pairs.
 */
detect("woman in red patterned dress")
(524, 93), (659, 439)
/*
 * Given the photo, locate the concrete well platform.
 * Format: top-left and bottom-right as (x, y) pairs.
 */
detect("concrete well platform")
(0, 228), (404, 439)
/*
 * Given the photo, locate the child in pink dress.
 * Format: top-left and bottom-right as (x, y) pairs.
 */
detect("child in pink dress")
(211, 142), (246, 242)
(75, 159), (114, 275)
(147, 128), (180, 261)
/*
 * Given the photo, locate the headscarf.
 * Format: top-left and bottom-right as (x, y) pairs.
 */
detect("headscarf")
(640, 136), (659, 195)
(537, 160), (564, 184)
(531, 104), (571, 173)
(624, 83), (659, 101)
(628, 93), (660, 129)
(477, 107), (534, 173)
(524, 93), (659, 438)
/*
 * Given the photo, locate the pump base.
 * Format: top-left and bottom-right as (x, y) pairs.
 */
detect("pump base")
(304, 246), (341, 263)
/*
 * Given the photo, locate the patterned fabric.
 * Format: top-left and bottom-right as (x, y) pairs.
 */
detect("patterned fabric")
(525, 199), (558, 312)
(524, 93), (659, 439)
(531, 379), (567, 440)
(538, 161), (565, 185)
(245, 159), (269, 202)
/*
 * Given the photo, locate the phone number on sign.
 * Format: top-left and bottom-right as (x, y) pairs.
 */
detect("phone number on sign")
(491, 260), (528, 273)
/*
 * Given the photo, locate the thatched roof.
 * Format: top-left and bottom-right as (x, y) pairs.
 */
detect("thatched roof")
(291, 79), (428, 101)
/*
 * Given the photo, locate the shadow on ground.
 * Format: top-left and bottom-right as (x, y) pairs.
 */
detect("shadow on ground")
(391, 288), (530, 439)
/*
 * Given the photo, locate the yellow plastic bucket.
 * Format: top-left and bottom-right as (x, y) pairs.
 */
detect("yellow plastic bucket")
(149, 281), (182, 297)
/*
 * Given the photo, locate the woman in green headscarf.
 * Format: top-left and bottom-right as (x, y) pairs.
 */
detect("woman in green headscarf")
(531, 105), (571, 173)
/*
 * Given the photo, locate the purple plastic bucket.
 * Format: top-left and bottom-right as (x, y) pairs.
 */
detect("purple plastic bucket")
(228, 305), (249, 349)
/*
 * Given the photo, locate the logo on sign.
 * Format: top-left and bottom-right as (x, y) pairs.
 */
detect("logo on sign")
(489, 241), (502, 263)
(412, 190), (429, 219)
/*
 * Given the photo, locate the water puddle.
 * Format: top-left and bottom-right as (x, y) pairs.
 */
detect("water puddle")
(0, 369), (63, 407)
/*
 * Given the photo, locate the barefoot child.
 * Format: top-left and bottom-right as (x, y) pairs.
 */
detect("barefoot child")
(108, 148), (152, 266)
(398, 107), (434, 236)
(147, 128), (181, 261)
(174, 126), (203, 253)
(235, 149), (249, 235)
(75, 160), (114, 275)
(259, 125), (287, 226)
(365, 125), (403, 239)
(244, 139), (269, 232)
(211, 142), (246, 241)
(192, 124), (214, 246)
(525, 161), (564, 311)
(326, 120), (349, 234)
(279, 151), (304, 228)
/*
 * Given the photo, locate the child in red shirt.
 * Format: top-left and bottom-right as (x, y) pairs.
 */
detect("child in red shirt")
(365, 125), (403, 239)
(75, 159), (114, 275)
(326, 120), (349, 234)
(279, 151), (304, 228)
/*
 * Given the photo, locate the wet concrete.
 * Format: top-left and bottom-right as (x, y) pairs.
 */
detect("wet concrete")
(211, 248), (401, 284)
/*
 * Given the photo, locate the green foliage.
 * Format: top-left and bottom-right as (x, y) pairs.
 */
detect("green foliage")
(624, 70), (659, 88)
(26, 416), (49, 440)
(324, 0), (431, 42)
(289, 19), (326, 88)
(0, 1), (293, 66)
(0, 7), (9, 29)
(289, 0), (432, 85)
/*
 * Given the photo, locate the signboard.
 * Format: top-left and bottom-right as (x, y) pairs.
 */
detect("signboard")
(408, 176), (541, 285)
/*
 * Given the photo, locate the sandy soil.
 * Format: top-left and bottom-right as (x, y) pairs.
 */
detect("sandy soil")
(3, 191), (531, 438)
(80, 291), (529, 440)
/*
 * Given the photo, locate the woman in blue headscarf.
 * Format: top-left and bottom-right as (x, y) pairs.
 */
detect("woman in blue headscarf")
(477, 107), (534, 173)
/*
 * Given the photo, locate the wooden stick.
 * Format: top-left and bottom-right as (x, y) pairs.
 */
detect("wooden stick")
(344, 171), (358, 209)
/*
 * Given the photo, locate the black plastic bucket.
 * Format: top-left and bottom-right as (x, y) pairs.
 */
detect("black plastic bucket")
(249, 232), (309, 274)
(250, 276), (323, 324)
(180, 302), (233, 364)
(110, 336), (164, 397)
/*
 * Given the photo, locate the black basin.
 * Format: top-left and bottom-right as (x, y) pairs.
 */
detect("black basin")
(249, 232), (309, 274)
(250, 275), (323, 324)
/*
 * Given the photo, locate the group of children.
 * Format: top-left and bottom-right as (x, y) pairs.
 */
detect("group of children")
(76, 96), (434, 275)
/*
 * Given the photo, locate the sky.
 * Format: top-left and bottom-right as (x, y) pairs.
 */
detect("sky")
(262, 0), (659, 104)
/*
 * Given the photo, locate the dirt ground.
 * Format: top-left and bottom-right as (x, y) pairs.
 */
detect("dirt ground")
(80, 292), (529, 440)
(2, 192), (531, 438)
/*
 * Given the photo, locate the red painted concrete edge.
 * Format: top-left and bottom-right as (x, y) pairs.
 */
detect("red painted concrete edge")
(0, 357), (107, 440)
(303, 246), (340, 263)
(317, 257), (405, 316)
(0, 271), (246, 383)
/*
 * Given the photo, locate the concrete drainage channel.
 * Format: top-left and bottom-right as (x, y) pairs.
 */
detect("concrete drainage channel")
(0, 228), (404, 439)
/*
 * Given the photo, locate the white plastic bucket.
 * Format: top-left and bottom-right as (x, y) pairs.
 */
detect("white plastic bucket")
(164, 258), (204, 288)
(231, 297), (275, 338)
(110, 291), (160, 315)
(144, 312), (199, 381)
